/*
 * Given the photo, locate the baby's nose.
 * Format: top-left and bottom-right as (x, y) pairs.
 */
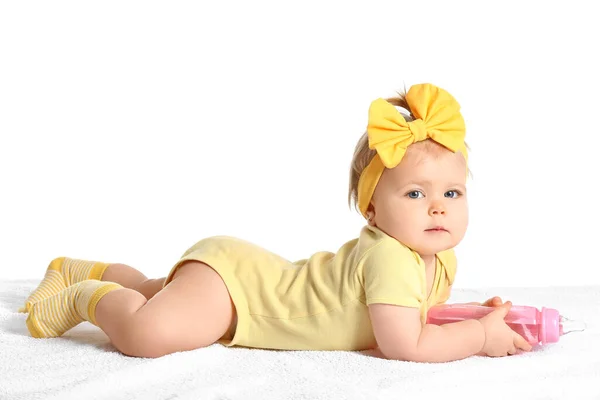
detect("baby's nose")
(429, 203), (446, 215)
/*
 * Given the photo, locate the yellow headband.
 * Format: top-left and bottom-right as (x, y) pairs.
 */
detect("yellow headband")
(356, 83), (468, 218)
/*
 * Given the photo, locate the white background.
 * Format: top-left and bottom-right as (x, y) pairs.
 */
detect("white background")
(1, 1), (598, 288)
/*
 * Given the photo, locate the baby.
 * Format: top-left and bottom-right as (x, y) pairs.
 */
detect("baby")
(20, 83), (532, 362)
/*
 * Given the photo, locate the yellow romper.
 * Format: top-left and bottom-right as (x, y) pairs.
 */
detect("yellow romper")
(164, 224), (456, 351)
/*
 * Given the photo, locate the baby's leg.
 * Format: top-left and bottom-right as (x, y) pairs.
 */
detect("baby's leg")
(26, 260), (235, 358)
(96, 260), (234, 357)
(20, 259), (165, 313)
(101, 263), (166, 300)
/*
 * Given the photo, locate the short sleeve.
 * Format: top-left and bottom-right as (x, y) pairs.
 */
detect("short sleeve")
(359, 239), (425, 309)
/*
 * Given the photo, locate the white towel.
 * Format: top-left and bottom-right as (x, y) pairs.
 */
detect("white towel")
(1, 279), (598, 400)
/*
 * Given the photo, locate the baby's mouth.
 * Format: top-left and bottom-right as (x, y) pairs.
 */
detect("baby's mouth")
(425, 226), (448, 233)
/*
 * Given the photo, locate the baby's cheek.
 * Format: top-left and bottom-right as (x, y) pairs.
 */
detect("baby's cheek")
(450, 220), (468, 242)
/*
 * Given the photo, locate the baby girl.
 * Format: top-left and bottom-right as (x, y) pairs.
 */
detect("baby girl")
(20, 83), (532, 362)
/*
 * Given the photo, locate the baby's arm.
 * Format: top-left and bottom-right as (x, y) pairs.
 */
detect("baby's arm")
(369, 303), (486, 363)
(361, 242), (488, 362)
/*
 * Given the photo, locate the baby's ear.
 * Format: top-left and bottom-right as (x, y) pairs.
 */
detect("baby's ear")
(366, 208), (376, 226)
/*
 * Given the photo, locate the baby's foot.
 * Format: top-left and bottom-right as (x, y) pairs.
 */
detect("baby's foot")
(19, 257), (110, 313)
(26, 280), (122, 338)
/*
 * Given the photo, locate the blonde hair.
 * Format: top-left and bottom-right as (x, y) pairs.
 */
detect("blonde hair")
(347, 90), (470, 214)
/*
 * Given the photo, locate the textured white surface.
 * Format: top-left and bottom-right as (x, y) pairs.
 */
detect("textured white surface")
(1, 280), (599, 400)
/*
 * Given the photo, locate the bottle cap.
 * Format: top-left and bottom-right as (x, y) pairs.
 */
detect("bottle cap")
(540, 307), (560, 344)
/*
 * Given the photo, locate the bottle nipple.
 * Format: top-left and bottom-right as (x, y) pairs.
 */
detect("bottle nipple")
(560, 315), (587, 336)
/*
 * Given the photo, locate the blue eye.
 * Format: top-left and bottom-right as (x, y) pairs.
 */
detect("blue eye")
(445, 190), (461, 198)
(407, 190), (424, 199)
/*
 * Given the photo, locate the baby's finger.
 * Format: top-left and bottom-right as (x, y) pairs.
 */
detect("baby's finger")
(513, 332), (533, 352)
(482, 296), (502, 307)
(489, 301), (512, 319)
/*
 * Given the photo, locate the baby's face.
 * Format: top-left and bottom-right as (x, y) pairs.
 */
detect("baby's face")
(370, 142), (468, 258)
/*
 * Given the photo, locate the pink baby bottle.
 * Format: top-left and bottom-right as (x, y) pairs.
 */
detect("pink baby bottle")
(426, 303), (586, 345)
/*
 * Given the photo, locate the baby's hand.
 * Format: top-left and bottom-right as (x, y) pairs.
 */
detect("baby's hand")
(478, 301), (533, 357)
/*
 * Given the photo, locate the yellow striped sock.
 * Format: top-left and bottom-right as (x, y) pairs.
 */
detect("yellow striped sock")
(19, 257), (111, 313)
(26, 280), (123, 338)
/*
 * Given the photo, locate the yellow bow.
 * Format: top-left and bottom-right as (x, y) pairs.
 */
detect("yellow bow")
(357, 83), (468, 218)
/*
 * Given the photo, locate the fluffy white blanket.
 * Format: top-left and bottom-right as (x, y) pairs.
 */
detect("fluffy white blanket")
(1, 280), (598, 400)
